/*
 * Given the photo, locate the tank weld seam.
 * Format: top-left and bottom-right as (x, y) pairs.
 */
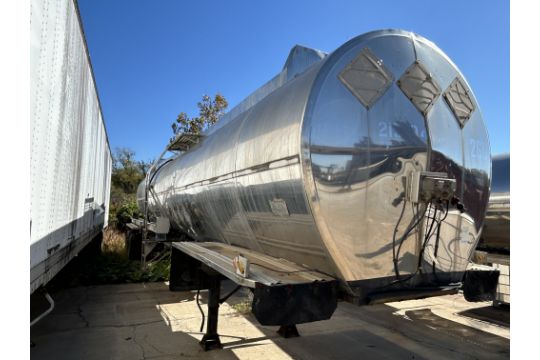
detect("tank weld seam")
(256, 236), (326, 256)
(166, 154), (300, 191)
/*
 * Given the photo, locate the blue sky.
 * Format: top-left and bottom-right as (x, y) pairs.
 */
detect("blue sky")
(78, 0), (509, 162)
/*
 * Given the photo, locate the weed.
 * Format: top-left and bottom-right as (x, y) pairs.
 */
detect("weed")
(231, 300), (252, 315)
(102, 227), (127, 255)
(49, 227), (171, 289)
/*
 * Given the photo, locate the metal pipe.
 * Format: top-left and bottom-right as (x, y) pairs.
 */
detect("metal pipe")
(143, 145), (171, 242)
(30, 292), (55, 327)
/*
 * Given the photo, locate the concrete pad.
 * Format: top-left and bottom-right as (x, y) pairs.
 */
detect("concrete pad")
(31, 282), (509, 360)
(386, 294), (510, 339)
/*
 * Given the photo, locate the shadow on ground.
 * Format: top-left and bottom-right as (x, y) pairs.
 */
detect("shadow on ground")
(458, 304), (510, 328)
(31, 281), (509, 360)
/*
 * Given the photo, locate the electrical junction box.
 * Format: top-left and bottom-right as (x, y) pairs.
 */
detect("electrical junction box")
(408, 171), (456, 203)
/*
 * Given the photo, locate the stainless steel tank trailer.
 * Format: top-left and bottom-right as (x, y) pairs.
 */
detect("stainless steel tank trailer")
(137, 29), (497, 350)
(474, 154), (510, 306)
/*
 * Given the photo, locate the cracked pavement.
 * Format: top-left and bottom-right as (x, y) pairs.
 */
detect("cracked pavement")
(30, 282), (509, 359)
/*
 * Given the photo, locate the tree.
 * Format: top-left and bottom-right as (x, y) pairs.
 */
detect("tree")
(171, 93), (228, 141)
(112, 148), (148, 194)
(110, 148), (152, 227)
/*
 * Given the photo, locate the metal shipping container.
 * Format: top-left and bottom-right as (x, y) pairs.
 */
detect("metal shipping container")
(30, 0), (112, 294)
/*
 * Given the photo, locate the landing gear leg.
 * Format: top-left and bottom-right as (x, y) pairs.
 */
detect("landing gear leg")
(199, 275), (222, 351)
(277, 324), (300, 338)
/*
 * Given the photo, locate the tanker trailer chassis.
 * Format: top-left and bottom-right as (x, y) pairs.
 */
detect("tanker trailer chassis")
(137, 30), (501, 350)
(169, 241), (338, 350)
(165, 172), (499, 351)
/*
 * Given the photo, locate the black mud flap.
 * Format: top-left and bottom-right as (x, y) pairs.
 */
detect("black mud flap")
(462, 269), (500, 302)
(251, 280), (338, 326)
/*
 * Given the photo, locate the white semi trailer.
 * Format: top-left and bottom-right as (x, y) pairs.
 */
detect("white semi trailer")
(30, 0), (112, 294)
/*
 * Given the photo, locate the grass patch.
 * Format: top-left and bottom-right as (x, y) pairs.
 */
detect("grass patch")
(48, 227), (171, 289)
(231, 300), (252, 315)
(88, 227), (170, 284)
(102, 227), (127, 254)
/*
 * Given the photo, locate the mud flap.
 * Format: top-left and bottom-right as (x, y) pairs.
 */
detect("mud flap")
(251, 281), (338, 326)
(462, 268), (500, 302)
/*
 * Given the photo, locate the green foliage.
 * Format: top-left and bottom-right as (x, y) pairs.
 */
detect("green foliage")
(171, 93), (228, 141)
(85, 253), (170, 284)
(75, 229), (170, 285)
(112, 148), (147, 194)
(109, 148), (151, 227)
(115, 200), (141, 226)
(143, 255), (171, 282)
(73, 250), (170, 285)
(231, 300), (252, 315)
(45, 229), (170, 289)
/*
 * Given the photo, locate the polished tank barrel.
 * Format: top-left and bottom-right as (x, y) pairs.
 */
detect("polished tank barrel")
(478, 154), (509, 252)
(139, 30), (491, 297)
